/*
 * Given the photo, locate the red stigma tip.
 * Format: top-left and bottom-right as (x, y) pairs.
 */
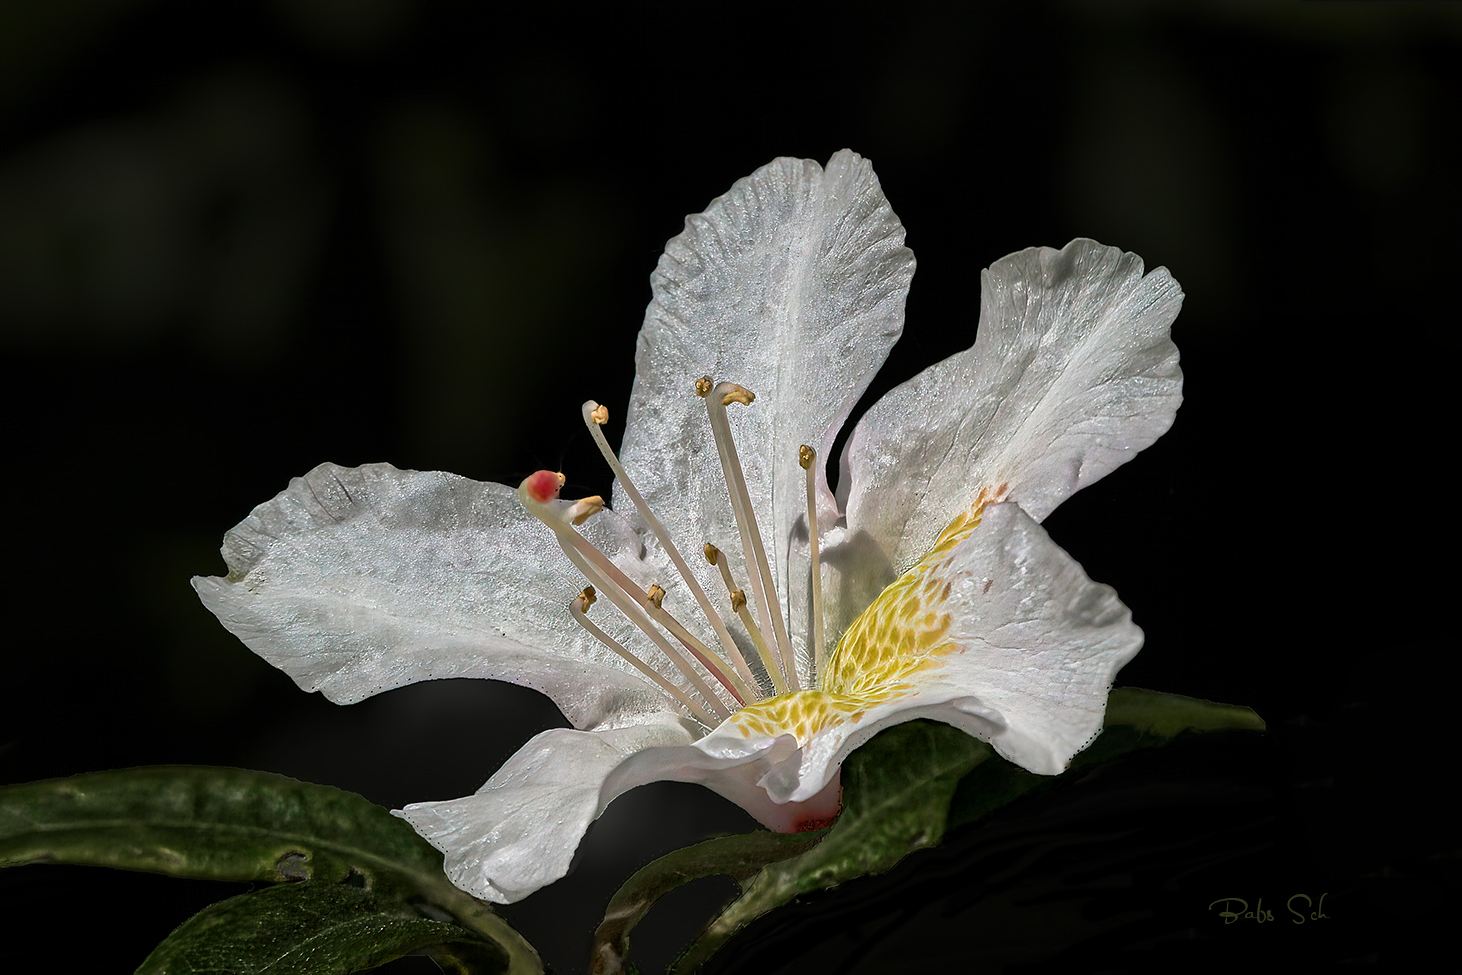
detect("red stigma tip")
(525, 470), (563, 504)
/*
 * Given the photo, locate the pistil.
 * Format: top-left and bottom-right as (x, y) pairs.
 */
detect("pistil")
(699, 379), (800, 691)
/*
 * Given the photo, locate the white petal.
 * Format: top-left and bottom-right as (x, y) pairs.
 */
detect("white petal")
(874, 502), (1142, 775)
(701, 502), (1143, 801)
(192, 462), (689, 730)
(841, 239), (1182, 574)
(395, 713), (840, 902)
(396, 715), (698, 903)
(615, 150), (915, 676)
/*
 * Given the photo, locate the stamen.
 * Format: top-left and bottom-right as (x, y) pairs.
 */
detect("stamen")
(699, 379), (800, 691)
(518, 472), (748, 711)
(580, 401), (760, 695)
(800, 445), (826, 683)
(720, 386), (755, 407)
(571, 587), (718, 727)
(559, 540), (733, 719)
(705, 543), (789, 695)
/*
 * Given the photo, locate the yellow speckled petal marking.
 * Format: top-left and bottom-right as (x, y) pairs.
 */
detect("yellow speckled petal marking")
(730, 689), (876, 739)
(730, 484), (1009, 742)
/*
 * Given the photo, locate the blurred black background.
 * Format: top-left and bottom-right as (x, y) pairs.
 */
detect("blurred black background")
(1, 2), (1454, 972)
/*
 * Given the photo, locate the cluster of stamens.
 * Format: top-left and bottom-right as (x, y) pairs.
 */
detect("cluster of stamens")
(515, 377), (824, 728)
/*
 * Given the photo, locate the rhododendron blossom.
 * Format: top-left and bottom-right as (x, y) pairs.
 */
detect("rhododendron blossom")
(194, 150), (1183, 904)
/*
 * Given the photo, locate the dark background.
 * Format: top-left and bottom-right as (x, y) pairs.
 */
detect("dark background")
(1, 2), (1453, 972)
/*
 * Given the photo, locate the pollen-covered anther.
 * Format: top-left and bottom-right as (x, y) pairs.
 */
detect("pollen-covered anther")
(577, 586), (597, 610)
(589, 404), (609, 425)
(646, 584), (666, 609)
(730, 589), (747, 612)
(522, 470), (565, 504)
(566, 495), (605, 526)
(703, 542), (720, 565)
(720, 384), (755, 407)
(694, 376), (714, 397)
(799, 445), (815, 470)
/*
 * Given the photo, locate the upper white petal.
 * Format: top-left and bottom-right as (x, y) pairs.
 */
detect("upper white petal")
(192, 462), (688, 730)
(841, 238), (1182, 573)
(615, 149), (915, 677)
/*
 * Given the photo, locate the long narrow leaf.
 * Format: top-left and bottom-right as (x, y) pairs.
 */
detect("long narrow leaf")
(0, 766), (541, 974)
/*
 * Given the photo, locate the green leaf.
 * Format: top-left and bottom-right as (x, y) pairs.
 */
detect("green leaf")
(669, 721), (989, 973)
(1103, 686), (1266, 739)
(0, 766), (541, 975)
(0, 766), (432, 884)
(135, 880), (506, 975)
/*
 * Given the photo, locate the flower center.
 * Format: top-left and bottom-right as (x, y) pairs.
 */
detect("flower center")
(515, 377), (830, 728)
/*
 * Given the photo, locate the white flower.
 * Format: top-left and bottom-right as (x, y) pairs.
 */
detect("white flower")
(193, 150), (1183, 905)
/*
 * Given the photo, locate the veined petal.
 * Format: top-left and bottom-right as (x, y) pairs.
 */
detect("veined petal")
(617, 150), (915, 674)
(396, 715), (697, 904)
(396, 713), (838, 903)
(191, 462), (697, 730)
(699, 501), (1142, 800)
(841, 239), (1182, 575)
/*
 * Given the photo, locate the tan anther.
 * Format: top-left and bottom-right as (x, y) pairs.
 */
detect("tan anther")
(704, 542), (721, 564)
(799, 445), (815, 470)
(647, 584), (666, 609)
(568, 495), (605, 526)
(721, 384), (755, 407)
(730, 589), (747, 611)
(578, 586), (597, 610)
(590, 404), (609, 425)
(694, 376), (714, 397)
